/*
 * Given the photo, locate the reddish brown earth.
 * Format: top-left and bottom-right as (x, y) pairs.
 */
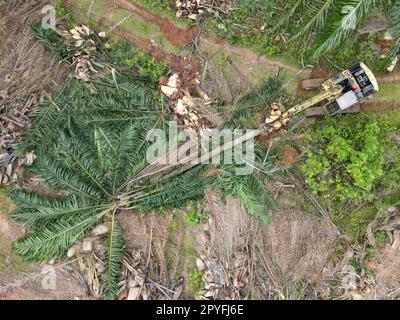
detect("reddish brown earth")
(377, 72), (400, 83)
(309, 66), (331, 79)
(279, 146), (300, 167)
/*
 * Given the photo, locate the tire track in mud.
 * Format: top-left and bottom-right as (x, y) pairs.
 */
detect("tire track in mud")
(377, 72), (400, 83)
(360, 103), (400, 113)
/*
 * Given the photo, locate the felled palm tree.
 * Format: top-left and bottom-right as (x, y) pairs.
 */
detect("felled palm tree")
(11, 24), (279, 299)
(11, 71), (281, 299)
(11, 121), (208, 299)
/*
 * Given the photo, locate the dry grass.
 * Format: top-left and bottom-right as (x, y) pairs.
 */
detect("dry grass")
(253, 210), (339, 299)
(0, 1), (67, 105)
(200, 187), (351, 300)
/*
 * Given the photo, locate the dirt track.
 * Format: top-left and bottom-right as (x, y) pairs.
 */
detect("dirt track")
(117, 0), (300, 73)
(377, 72), (400, 83)
(119, 0), (198, 47)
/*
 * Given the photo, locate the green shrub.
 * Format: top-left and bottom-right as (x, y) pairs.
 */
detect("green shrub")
(54, 0), (74, 27)
(106, 40), (168, 82)
(302, 116), (385, 202)
(183, 204), (208, 227)
(123, 50), (169, 82)
(187, 268), (203, 295)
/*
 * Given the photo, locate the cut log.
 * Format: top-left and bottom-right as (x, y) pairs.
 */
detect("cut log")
(301, 78), (327, 90)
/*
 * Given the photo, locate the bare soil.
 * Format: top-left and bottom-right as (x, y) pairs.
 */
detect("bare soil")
(279, 146), (300, 167)
(377, 72), (400, 83)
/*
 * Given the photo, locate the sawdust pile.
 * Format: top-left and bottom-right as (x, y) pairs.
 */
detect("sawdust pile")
(0, 1), (67, 186)
(174, 0), (231, 21)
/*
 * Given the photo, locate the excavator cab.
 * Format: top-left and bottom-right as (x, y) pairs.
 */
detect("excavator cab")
(323, 63), (379, 115)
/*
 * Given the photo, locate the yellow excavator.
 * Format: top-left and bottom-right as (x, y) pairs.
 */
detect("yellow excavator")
(262, 62), (379, 134)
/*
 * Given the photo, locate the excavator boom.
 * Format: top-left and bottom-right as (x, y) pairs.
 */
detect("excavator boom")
(281, 85), (343, 119)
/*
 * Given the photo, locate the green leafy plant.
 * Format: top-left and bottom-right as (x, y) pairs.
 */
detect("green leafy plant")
(183, 204), (208, 227)
(123, 50), (169, 82)
(187, 267), (203, 295)
(302, 116), (385, 203)
(54, 0), (74, 27)
(106, 40), (169, 83)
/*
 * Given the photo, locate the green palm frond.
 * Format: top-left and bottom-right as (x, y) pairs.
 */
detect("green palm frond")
(31, 22), (77, 61)
(16, 78), (85, 155)
(211, 163), (276, 223)
(290, 0), (337, 43)
(17, 73), (162, 155)
(135, 166), (207, 212)
(13, 208), (104, 261)
(102, 212), (124, 300)
(271, 0), (306, 34)
(34, 153), (103, 200)
(76, 76), (160, 128)
(312, 0), (377, 59)
(235, 181), (272, 224)
(111, 124), (151, 191)
(9, 190), (81, 209)
(11, 205), (106, 229)
(56, 127), (112, 196)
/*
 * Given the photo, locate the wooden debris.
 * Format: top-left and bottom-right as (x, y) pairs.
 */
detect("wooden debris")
(159, 56), (222, 132)
(264, 102), (289, 135)
(59, 25), (104, 82)
(67, 243), (82, 258)
(82, 237), (94, 253)
(92, 223), (109, 237)
(174, 0), (231, 21)
(387, 55), (399, 73)
(0, 94), (39, 186)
